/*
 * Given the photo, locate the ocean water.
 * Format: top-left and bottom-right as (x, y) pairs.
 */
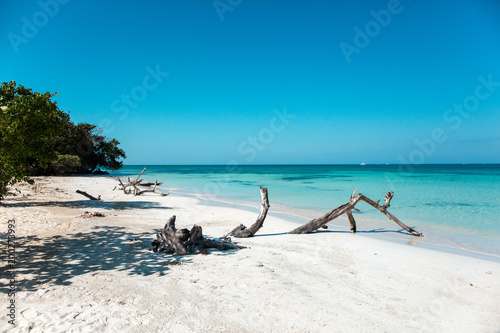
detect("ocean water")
(115, 164), (500, 258)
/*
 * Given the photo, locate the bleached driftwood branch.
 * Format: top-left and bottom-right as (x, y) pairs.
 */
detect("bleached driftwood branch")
(288, 189), (422, 237)
(76, 190), (101, 201)
(227, 186), (270, 238)
(117, 168), (169, 197)
(138, 180), (163, 187)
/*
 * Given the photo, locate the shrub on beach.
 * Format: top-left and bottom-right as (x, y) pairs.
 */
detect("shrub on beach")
(0, 81), (126, 199)
(50, 154), (82, 175)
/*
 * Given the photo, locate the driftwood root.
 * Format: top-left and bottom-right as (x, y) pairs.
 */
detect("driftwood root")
(152, 215), (245, 255)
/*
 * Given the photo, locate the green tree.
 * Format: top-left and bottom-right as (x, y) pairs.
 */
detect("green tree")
(0, 81), (126, 199)
(0, 81), (67, 198)
(53, 122), (126, 174)
(87, 133), (126, 173)
(50, 154), (82, 175)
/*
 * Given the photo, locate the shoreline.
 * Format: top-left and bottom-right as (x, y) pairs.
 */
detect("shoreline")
(161, 184), (500, 263)
(114, 164), (500, 257)
(1, 175), (499, 332)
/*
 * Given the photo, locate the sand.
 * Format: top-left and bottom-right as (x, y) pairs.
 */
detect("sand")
(1, 176), (499, 332)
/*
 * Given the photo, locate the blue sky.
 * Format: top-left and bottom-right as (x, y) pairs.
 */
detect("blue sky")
(1, 0), (499, 164)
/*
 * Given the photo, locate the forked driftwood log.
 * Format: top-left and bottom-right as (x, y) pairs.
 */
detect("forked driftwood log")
(227, 186), (270, 238)
(135, 180), (168, 196)
(152, 215), (245, 255)
(117, 167), (145, 194)
(117, 168), (169, 196)
(76, 190), (101, 200)
(138, 181), (163, 187)
(288, 189), (423, 237)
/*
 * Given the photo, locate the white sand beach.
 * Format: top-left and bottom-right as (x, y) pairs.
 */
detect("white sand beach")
(1, 176), (499, 332)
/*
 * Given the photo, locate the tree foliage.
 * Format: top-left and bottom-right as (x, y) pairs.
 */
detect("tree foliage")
(51, 122), (126, 174)
(0, 82), (67, 197)
(0, 81), (126, 198)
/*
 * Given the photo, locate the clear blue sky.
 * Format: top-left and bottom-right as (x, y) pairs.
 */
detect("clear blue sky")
(1, 0), (499, 165)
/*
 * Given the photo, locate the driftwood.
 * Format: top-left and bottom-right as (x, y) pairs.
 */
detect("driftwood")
(117, 167), (145, 194)
(227, 186), (270, 238)
(76, 190), (101, 201)
(5, 188), (22, 197)
(77, 211), (106, 218)
(288, 189), (423, 237)
(117, 168), (169, 196)
(152, 215), (245, 255)
(135, 180), (169, 196)
(138, 181), (163, 187)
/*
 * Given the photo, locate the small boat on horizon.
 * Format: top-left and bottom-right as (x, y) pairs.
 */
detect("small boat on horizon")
(361, 162), (366, 166)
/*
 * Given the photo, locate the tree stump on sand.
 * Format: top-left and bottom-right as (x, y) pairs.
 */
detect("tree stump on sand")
(152, 215), (246, 255)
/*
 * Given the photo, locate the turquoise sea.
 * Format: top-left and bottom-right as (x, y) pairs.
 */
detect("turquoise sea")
(116, 164), (500, 258)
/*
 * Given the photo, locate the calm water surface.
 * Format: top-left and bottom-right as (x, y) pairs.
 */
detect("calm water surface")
(116, 164), (500, 257)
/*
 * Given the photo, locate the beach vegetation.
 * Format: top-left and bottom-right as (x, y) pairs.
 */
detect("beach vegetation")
(51, 121), (126, 174)
(50, 154), (82, 174)
(0, 81), (125, 199)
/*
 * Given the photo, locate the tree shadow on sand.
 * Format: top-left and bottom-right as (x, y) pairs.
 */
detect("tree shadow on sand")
(1, 200), (171, 210)
(1, 226), (203, 293)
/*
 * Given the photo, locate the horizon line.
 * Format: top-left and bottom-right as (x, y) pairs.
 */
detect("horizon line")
(121, 163), (500, 166)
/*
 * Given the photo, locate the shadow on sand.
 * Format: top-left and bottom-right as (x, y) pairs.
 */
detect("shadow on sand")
(1, 226), (199, 293)
(1, 200), (171, 210)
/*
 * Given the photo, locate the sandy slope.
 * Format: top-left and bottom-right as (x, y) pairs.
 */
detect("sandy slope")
(1, 176), (499, 333)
